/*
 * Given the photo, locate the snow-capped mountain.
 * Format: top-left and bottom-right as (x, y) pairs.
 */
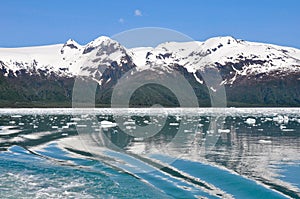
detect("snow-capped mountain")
(1, 35), (300, 83)
(0, 36), (129, 78)
(130, 36), (300, 85)
(0, 36), (299, 107)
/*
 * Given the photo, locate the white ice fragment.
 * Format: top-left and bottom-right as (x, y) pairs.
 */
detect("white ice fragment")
(11, 115), (22, 118)
(283, 115), (289, 124)
(245, 118), (256, 125)
(76, 124), (87, 128)
(218, 129), (231, 133)
(210, 87), (217, 92)
(71, 117), (81, 121)
(100, 120), (117, 128)
(123, 120), (136, 125)
(258, 139), (272, 144)
(125, 126), (136, 130)
(273, 115), (284, 124)
(281, 129), (295, 132)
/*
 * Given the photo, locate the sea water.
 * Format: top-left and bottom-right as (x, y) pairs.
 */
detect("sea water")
(0, 108), (299, 199)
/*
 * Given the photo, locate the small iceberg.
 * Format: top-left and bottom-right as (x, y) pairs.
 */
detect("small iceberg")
(100, 120), (117, 128)
(11, 115), (22, 118)
(245, 118), (256, 125)
(273, 115), (289, 124)
(258, 139), (272, 144)
(218, 129), (231, 133)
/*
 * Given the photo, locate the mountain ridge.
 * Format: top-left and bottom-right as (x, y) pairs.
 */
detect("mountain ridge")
(0, 36), (299, 107)
(1, 35), (300, 78)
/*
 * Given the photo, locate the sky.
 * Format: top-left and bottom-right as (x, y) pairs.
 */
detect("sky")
(1, 0), (300, 48)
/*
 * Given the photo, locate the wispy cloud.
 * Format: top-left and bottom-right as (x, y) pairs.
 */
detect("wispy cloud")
(119, 18), (125, 23)
(134, 9), (142, 16)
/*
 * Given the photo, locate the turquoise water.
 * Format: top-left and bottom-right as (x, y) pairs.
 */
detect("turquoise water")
(0, 108), (299, 198)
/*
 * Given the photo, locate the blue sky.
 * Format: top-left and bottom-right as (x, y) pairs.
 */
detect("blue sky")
(1, 0), (300, 48)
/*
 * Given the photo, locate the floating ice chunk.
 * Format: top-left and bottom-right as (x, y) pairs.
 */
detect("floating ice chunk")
(218, 129), (231, 133)
(273, 115), (289, 124)
(280, 125), (286, 130)
(21, 134), (40, 139)
(133, 137), (144, 141)
(100, 120), (117, 128)
(258, 139), (272, 144)
(273, 115), (282, 122)
(245, 118), (256, 125)
(125, 126), (136, 130)
(71, 117), (81, 121)
(123, 120), (135, 125)
(67, 122), (77, 126)
(11, 115), (22, 118)
(76, 124), (87, 128)
(264, 117), (273, 122)
(210, 87), (217, 92)
(281, 129), (295, 132)
(283, 115), (289, 124)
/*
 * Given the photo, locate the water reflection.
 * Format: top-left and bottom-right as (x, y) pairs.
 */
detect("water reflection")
(0, 108), (300, 198)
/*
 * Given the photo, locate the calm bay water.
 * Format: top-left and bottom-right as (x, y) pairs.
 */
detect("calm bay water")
(0, 108), (300, 199)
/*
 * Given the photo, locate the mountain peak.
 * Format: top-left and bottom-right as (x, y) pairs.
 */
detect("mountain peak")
(62, 39), (81, 50)
(86, 36), (113, 47)
(82, 36), (122, 54)
(203, 36), (239, 47)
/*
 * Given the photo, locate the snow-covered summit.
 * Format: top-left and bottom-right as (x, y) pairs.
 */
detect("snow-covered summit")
(63, 39), (81, 49)
(202, 36), (239, 48)
(146, 36), (300, 79)
(1, 36), (300, 85)
(0, 36), (128, 77)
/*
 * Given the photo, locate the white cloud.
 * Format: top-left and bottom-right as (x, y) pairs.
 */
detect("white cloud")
(134, 9), (142, 16)
(119, 18), (125, 23)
